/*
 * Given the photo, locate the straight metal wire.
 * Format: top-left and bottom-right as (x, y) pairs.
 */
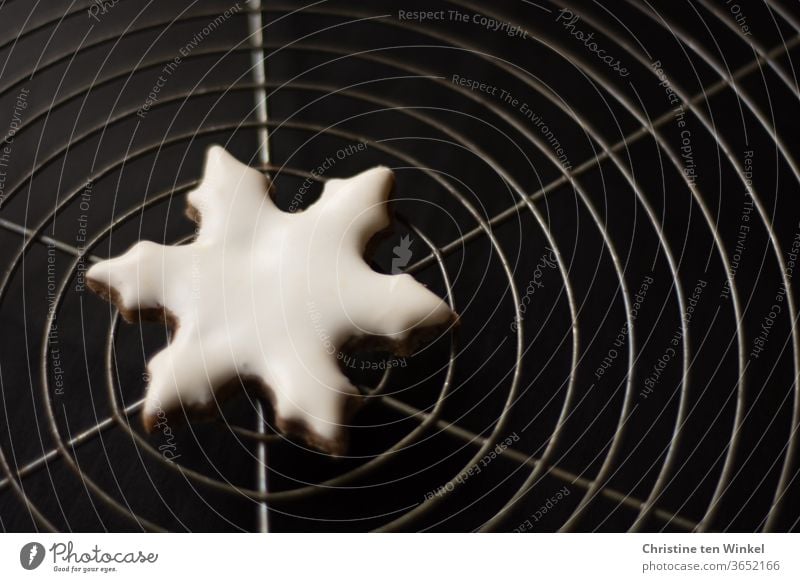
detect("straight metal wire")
(246, 0), (271, 536)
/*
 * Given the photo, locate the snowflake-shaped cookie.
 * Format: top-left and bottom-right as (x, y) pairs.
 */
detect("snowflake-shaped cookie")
(87, 146), (456, 454)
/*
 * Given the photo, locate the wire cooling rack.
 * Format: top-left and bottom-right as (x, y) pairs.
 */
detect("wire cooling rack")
(0, 0), (799, 532)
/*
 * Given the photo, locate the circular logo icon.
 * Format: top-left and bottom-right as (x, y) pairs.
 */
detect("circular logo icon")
(19, 542), (45, 570)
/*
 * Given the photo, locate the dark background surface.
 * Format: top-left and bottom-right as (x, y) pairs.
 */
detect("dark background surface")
(0, 0), (799, 532)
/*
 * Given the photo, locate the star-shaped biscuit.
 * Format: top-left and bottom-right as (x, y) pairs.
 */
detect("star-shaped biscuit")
(87, 146), (456, 454)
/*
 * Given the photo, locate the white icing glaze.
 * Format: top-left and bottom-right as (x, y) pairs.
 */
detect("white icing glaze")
(87, 145), (455, 453)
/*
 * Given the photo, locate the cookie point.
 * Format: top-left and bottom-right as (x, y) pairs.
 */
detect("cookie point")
(85, 261), (102, 282)
(323, 440), (347, 457)
(312, 432), (349, 457)
(141, 408), (156, 433)
(367, 165), (394, 181)
(205, 143), (226, 158)
(85, 262), (112, 294)
(355, 165), (395, 196)
(204, 144), (239, 170)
